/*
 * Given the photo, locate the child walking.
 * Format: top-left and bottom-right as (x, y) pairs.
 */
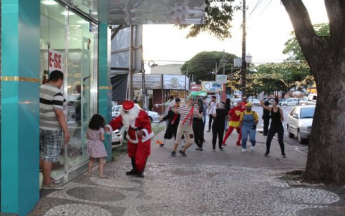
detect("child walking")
(86, 114), (108, 178)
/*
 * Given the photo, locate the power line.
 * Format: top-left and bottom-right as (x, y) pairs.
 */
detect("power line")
(249, 0), (265, 16)
(258, 0), (273, 16)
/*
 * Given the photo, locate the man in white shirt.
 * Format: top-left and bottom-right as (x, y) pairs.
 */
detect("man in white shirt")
(207, 96), (217, 132)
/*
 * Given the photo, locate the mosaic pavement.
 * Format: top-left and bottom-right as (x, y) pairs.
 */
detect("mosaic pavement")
(30, 162), (345, 216)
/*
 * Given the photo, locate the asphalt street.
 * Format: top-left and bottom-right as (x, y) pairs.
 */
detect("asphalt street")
(252, 105), (309, 156)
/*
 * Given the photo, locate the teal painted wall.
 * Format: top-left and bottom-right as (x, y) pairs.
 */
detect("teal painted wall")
(98, 23), (112, 161)
(1, 0), (40, 215)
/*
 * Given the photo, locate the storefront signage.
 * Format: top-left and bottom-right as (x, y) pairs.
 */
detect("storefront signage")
(133, 74), (162, 89)
(163, 75), (188, 90)
(191, 91), (207, 96)
(201, 81), (223, 92)
(216, 75), (228, 83)
(191, 84), (202, 91)
(49, 49), (64, 73)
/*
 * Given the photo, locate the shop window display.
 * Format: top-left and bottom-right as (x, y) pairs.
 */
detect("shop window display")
(40, 0), (97, 182)
(40, 1), (67, 179)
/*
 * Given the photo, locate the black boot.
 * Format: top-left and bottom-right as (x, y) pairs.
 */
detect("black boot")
(137, 159), (146, 178)
(126, 157), (137, 175)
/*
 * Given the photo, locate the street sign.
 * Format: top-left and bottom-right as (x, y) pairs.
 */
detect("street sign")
(201, 81), (223, 92)
(216, 75), (228, 83)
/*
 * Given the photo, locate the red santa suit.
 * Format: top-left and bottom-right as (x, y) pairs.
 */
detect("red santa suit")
(108, 101), (154, 176)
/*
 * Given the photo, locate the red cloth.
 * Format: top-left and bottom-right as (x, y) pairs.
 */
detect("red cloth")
(109, 110), (152, 173)
(229, 106), (243, 122)
(222, 126), (242, 145)
(241, 102), (247, 111)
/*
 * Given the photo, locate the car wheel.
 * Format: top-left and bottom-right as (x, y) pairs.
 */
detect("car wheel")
(149, 116), (153, 123)
(288, 126), (294, 138)
(297, 130), (305, 144)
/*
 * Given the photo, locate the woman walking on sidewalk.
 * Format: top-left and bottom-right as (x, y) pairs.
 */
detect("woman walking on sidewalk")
(159, 102), (181, 147)
(260, 98), (286, 158)
(212, 102), (228, 152)
(224, 98), (231, 132)
(193, 100), (204, 151)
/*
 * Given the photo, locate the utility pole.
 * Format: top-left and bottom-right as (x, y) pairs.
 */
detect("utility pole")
(185, 67), (189, 98)
(128, 25), (134, 100)
(222, 49), (226, 75)
(241, 0), (247, 99)
(215, 62), (218, 81)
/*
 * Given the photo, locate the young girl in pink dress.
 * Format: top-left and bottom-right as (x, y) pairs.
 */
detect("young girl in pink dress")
(86, 114), (108, 178)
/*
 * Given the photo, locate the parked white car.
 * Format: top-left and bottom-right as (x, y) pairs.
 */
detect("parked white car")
(287, 105), (315, 144)
(112, 105), (160, 123)
(280, 98), (299, 106)
(112, 126), (124, 146)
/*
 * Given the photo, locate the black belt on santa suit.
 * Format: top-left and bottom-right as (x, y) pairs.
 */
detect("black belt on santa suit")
(132, 127), (143, 131)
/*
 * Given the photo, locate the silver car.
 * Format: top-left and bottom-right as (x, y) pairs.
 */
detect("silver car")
(112, 105), (160, 123)
(287, 105), (315, 144)
(280, 98), (299, 106)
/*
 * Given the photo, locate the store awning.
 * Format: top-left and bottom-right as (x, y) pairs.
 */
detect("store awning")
(60, 0), (205, 25)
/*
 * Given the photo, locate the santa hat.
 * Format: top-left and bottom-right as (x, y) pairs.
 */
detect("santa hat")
(122, 100), (135, 111)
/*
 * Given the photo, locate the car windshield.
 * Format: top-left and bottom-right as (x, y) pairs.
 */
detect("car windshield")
(300, 107), (315, 119)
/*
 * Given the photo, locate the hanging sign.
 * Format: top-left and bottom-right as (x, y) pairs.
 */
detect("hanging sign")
(133, 74), (162, 89)
(49, 49), (64, 73)
(191, 84), (202, 92)
(163, 75), (187, 90)
(216, 75), (228, 83)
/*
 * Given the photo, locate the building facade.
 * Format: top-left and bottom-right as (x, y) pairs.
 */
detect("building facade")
(0, 0), (205, 215)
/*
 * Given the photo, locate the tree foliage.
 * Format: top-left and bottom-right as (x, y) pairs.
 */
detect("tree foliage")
(283, 23), (330, 61)
(180, 51), (238, 84)
(178, 0), (239, 40)
(253, 62), (311, 96)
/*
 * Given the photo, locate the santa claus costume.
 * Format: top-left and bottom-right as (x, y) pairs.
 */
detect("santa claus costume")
(108, 100), (154, 177)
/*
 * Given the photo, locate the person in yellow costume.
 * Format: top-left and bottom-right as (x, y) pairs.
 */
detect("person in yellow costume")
(239, 102), (259, 152)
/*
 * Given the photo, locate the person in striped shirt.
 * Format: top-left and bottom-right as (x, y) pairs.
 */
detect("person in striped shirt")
(171, 97), (200, 157)
(40, 70), (70, 190)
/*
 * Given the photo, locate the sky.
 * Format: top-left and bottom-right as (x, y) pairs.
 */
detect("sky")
(142, 0), (329, 72)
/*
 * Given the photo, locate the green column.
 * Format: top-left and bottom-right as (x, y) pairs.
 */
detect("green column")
(1, 0), (40, 215)
(98, 22), (112, 161)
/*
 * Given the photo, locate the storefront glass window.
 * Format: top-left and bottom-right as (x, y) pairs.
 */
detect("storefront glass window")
(66, 11), (97, 170)
(40, 1), (67, 178)
(40, 0), (98, 181)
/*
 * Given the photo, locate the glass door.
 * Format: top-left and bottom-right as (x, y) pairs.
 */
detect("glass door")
(66, 11), (97, 171)
(40, 0), (98, 183)
(40, 1), (67, 180)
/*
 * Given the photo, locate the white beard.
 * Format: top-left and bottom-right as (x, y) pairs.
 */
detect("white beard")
(121, 105), (140, 131)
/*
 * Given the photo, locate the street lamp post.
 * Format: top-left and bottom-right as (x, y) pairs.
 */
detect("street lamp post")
(241, 0), (246, 99)
(146, 60), (158, 111)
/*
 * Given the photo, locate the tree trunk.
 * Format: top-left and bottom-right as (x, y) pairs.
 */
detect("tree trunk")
(304, 64), (345, 184)
(282, 0), (345, 184)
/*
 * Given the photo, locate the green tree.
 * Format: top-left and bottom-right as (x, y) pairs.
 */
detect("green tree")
(254, 62), (311, 95)
(282, 0), (345, 184)
(283, 23), (330, 61)
(178, 0), (239, 40)
(181, 51), (238, 84)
